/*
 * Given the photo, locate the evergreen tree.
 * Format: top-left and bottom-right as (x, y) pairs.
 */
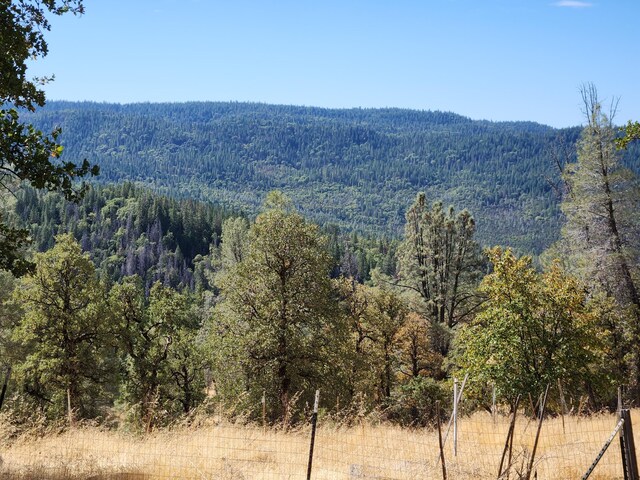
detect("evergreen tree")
(11, 234), (111, 421)
(214, 192), (341, 423)
(555, 85), (640, 395)
(398, 194), (484, 356)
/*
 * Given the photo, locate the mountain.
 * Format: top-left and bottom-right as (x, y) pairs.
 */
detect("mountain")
(24, 101), (638, 254)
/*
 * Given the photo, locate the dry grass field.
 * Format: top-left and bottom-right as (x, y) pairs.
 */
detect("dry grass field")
(0, 410), (635, 479)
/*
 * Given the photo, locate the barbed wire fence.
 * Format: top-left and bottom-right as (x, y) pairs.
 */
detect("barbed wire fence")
(0, 381), (638, 479)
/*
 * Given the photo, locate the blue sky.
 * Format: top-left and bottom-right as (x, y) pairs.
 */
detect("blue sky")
(29, 0), (640, 128)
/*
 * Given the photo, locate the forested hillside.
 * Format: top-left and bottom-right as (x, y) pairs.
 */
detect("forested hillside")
(25, 101), (635, 254)
(10, 184), (233, 290)
(8, 184), (395, 288)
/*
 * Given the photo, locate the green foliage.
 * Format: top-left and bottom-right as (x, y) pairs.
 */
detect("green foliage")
(0, 216), (31, 276)
(388, 376), (449, 426)
(616, 120), (640, 150)
(456, 248), (609, 406)
(26, 101), (626, 255)
(335, 279), (413, 409)
(0, 1), (98, 275)
(0, 270), (19, 365)
(1, 0), (84, 109)
(10, 234), (111, 420)
(213, 194), (343, 423)
(551, 86), (640, 396)
(398, 193), (484, 356)
(110, 277), (204, 430)
(0, 108), (98, 200)
(219, 216), (249, 270)
(11, 183), (235, 289)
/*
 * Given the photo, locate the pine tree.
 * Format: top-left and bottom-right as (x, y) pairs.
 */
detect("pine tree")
(556, 85), (640, 395)
(214, 192), (339, 423)
(398, 193), (484, 356)
(11, 234), (111, 421)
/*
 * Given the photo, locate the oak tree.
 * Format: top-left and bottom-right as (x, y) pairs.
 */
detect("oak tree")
(1, 0), (98, 275)
(456, 248), (607, 407)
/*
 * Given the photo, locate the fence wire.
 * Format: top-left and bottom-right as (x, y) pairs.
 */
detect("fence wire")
(0, 406), (636, 479)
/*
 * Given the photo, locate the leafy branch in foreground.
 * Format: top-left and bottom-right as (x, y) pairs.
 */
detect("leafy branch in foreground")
(0, 0), (98, 275)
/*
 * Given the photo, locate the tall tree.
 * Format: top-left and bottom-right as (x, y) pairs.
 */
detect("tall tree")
(398, 194), (484, 356)
(0, 0), (98, 275)
(11, 234), (110, 421)
(214, 192), (340, 423)
(557, 84), (640, 394)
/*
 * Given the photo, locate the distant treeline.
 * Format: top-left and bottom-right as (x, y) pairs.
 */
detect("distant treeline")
(24, 101), (640, 254)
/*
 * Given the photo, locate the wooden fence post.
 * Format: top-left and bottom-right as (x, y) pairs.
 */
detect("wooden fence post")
(436, 400), (447, 480)
(525, 385), (550, 480)
(0, 366), (11, 411)
(498, 395), (520, 479)
(558, 380), (567, 434)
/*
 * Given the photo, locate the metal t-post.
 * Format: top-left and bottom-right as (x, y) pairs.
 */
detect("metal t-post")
(453, 378), (458, 457)
(306, 390), (320, 480)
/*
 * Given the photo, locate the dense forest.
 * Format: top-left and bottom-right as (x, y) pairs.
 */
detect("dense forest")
(7, 183), (396, 289)
(3, 87), (640, 430)
(24, 101), (640, 254)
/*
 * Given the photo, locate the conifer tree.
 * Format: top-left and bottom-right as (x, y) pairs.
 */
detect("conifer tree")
(556, 85), (640, 394)
(398, 194), (484, 356)
(214, 192), (340, 423)
(12, 234), (110, 421)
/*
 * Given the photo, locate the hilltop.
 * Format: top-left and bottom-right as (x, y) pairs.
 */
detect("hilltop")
(25, 101), (622, 253)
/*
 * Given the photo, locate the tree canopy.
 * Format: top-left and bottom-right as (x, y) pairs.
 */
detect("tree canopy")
(11, 233), (110, 421)
(456, 248), (608, 406)
(551, 85), (640, 397)
(0, 0), (98, 276)
(213, 192), (341, 423)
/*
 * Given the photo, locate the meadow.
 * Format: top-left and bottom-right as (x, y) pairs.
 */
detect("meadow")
(0, 409), (633, 479)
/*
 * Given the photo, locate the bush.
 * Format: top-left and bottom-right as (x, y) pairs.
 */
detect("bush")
(388, 377), (450, 426)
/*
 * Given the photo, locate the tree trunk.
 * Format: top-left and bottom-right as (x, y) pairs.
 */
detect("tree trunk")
(0, 366), (11, 411)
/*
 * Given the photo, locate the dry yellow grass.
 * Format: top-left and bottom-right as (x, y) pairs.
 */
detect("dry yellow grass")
(0, 410), (636, 479)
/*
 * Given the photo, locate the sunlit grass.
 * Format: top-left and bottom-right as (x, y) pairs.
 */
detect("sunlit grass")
(0, 410), (634, 479)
